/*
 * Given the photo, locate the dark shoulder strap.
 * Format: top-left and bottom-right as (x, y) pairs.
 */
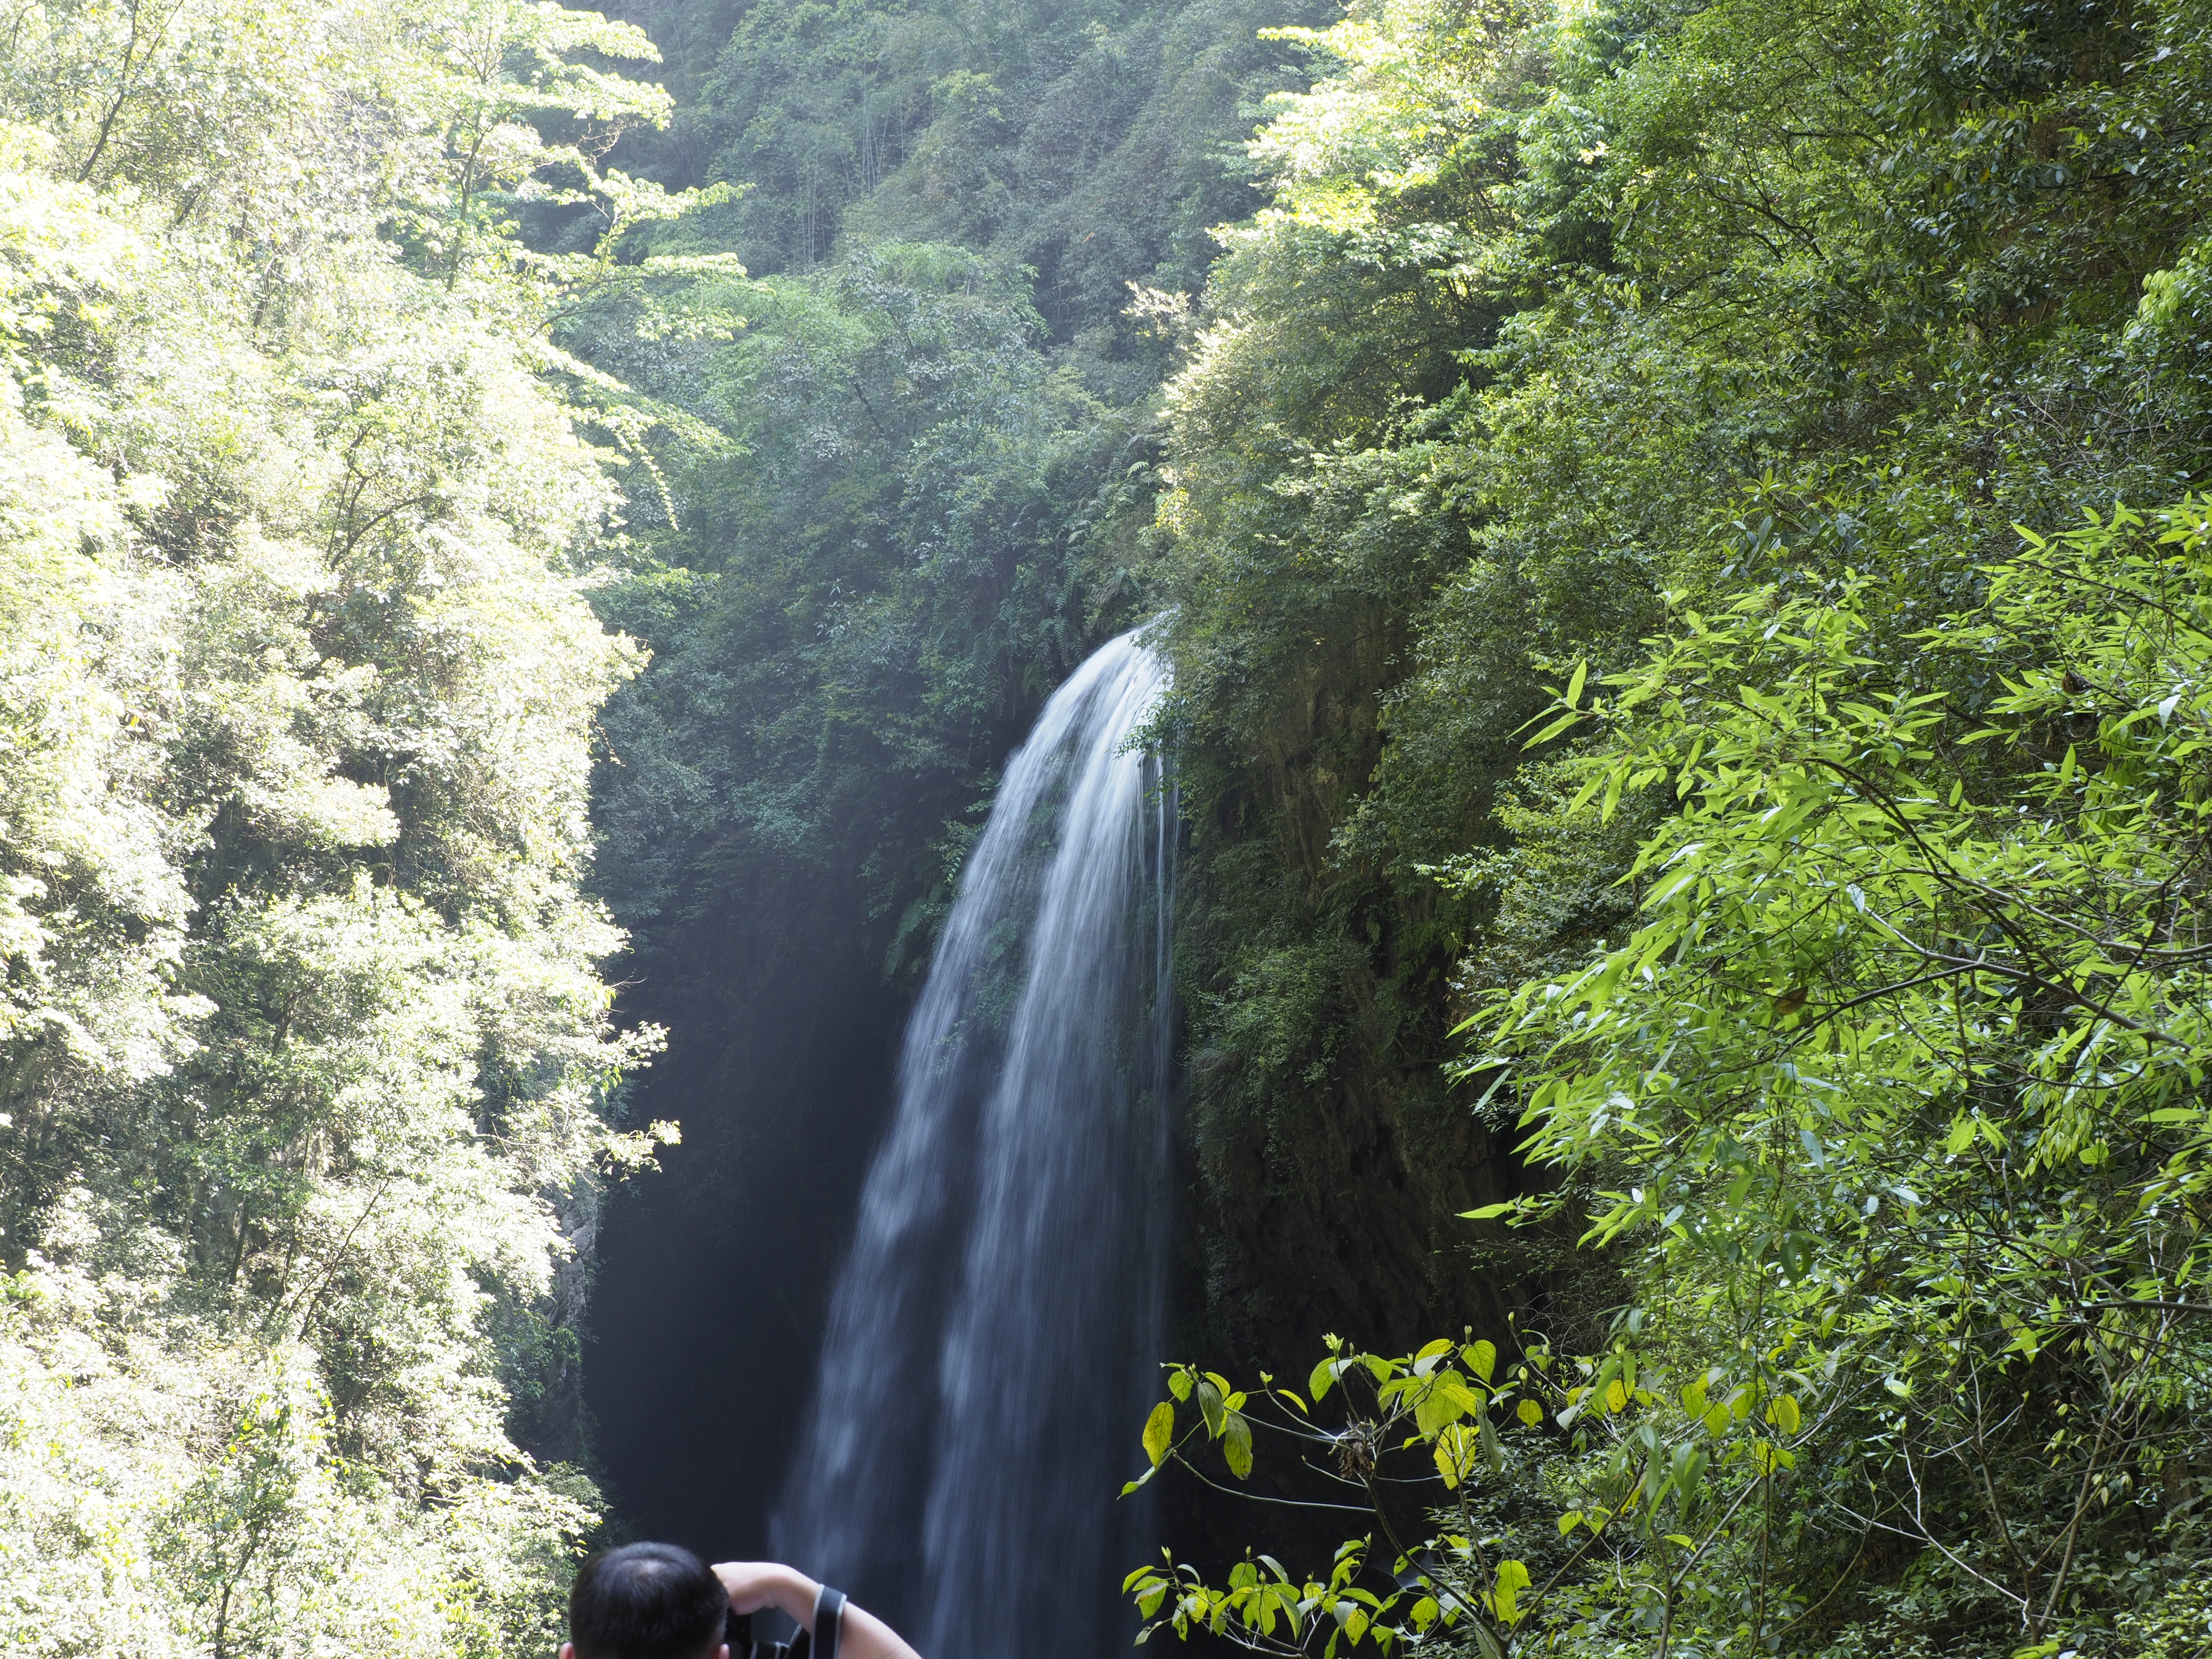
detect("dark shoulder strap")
(813, 1586), (847, 1659)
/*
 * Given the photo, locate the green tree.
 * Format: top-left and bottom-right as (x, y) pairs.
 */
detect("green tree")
(0, 0), (684, 1650)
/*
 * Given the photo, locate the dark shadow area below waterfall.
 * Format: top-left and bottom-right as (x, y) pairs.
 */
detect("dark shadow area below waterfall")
(583, 936), (908, 1561)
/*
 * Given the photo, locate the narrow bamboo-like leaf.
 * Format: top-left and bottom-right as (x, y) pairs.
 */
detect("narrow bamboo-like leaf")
(1524, 708), (1587, 748)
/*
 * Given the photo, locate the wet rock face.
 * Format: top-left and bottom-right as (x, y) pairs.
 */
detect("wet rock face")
(1167, 620), (1516, 1350)
(1153, 611), (1528, 1571)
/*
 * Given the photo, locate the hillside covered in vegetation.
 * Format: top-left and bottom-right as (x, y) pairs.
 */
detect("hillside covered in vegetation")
(7, 0), (2212, 1653)
(0, 1), (693, 1649)
(1111, 0), (2212, 1653)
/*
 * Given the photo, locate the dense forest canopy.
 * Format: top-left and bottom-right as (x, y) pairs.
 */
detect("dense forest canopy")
(0, 0), (702, 1649)
(1107, 0), (2212, 1655)
(8, 0), (2212, 1653)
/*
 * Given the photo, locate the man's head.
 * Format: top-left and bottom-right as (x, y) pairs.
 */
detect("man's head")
(563, 1542), (731, 1659)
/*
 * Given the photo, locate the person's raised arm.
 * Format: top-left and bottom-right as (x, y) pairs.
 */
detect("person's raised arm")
(713, 1563), (923, 1659)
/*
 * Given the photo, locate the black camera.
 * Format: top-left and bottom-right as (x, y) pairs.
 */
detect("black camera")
(726, 1586), (846, 1659)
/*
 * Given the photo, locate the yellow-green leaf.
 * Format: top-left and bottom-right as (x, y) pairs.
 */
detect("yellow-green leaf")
(1143, 1400), (1174, 1467)
(1490, 1560), (1532, 1627)
(1432, 1424), (1475, 1489)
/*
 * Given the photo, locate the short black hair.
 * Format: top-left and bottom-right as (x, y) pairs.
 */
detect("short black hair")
(569, 1542), (728, 1659)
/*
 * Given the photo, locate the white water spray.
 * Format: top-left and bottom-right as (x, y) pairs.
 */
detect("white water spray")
(775, 629), (1176, 1659)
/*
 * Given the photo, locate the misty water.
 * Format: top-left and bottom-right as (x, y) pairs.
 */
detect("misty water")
(775, 629), (1177, 1658)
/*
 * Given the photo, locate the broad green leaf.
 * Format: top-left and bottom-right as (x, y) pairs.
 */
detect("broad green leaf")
(1222, 1410), (1254, 1478)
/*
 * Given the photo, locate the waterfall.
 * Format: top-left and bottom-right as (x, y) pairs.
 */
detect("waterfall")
(774, 628), (1176, 1659)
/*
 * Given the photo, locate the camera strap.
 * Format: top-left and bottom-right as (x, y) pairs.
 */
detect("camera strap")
(812, 1584), (846, 1659)
(726, 1582), (845, 1659)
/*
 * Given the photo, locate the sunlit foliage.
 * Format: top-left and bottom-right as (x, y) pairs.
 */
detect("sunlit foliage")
(0, 1), (682, 1650)
(1126, 0), (2212, 1651)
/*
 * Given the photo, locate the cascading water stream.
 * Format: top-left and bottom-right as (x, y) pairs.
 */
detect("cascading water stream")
(774, 629), (1176, 1659)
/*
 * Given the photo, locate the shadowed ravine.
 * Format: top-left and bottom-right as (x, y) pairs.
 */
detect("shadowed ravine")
(774, 628), (1177, 1659)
